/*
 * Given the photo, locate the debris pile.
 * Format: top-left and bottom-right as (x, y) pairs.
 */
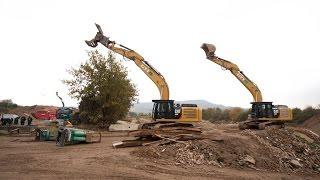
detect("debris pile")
(132, 140), (223, 166)
(243, 127), (320, 172)
(112, 122), (203, 148)
(132, 124), (320, 173)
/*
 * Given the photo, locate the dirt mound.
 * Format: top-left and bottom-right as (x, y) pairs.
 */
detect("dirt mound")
(132, 125), (320, 173)
(303, 113), (320, 135)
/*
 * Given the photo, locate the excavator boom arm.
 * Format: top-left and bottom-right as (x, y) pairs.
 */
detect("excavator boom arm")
(201, 43), (262, 102)
(108, 44), (169, 100)
(86, 24), (169, 100)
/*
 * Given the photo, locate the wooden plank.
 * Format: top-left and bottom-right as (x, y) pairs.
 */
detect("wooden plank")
(142, 139), (168, 146)
(156, 123), (194, 128)
(175, 134), (203, 141)
(113, 140), (143, 148)
(128, 127), (202, 137)
(112, 139), (154, 148)
(86, 132), (102, 143)
(153, 134), (188, 145)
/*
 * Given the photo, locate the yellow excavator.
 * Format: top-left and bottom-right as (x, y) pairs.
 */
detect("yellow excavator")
(85, 24), (201, 128)
(201, 43), (292, 130)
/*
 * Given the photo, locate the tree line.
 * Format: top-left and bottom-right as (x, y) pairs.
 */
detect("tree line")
(292, 106), (320, 124)
(0, 99), (18, 113)
(202, 107), (249, 122)
(202, 105), (320, 123)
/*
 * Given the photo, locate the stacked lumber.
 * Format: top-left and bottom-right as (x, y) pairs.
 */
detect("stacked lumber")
(112, 123), (203, 148)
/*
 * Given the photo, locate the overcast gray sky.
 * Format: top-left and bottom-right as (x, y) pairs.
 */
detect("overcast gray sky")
(0, 0), (319, 108)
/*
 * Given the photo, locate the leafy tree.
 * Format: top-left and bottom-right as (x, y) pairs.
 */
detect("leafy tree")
(203, 105), (320, 124)
(292, 106), (318, 124)
(203, 107), (249, 122)
(128, 112), (138, 118)
(228, 107), (243, 121)
(213, 108), (222, 120)
(203, 107), (229, 122)
(238, 108), (250, 122)
(202, 108), (212, 121)
(0, 99), (18, 113)
(292, 107), (302, 121)
(64, 50), (138, 129)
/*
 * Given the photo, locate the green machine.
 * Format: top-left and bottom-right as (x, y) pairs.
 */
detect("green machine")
(56, 127), (101, 147)
(35, 92), (101, 146)
(35, 121), (101, 146)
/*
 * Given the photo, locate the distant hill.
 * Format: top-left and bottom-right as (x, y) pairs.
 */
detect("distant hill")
(130, 100), (229, 114)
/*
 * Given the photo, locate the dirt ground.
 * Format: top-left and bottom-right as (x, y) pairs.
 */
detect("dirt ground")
(0, 124), (319, 180)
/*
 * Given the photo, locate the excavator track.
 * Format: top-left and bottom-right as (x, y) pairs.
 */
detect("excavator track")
(139, 120), (195, 130)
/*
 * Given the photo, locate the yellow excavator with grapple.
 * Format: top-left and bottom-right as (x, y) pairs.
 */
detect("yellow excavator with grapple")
(201, 43), (292, 130)
(85, 24), (202, 128)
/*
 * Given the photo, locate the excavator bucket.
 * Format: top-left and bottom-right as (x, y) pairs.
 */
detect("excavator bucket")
(201, 43), (216, 58)
(85, 23), (110, 47)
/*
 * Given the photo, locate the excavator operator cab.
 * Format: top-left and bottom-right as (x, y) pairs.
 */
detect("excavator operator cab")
(152, 100), (178, 120)
(250, 102), (279, 119)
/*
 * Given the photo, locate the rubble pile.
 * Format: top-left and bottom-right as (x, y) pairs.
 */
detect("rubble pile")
(132, 140), (225, 166)
(244, 127), (320, 172)
(132, 126), (320, 173)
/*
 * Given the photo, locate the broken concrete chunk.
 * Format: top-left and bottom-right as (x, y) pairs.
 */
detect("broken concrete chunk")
(290, 159), (303, 168)
(243, 155), (256, 165)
